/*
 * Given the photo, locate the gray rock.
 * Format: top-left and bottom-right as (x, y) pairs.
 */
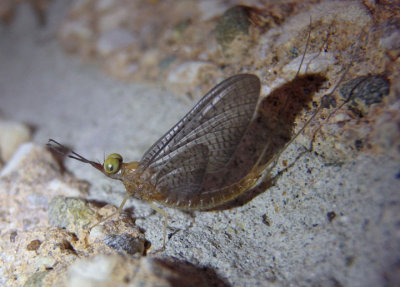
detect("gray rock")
(48, 196), (95, 234)
(215, 6), (251, 47)
(104, 233), (145, 255)
(339, 75), (390, 116)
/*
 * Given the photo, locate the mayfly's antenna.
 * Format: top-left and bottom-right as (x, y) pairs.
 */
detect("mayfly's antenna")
(308, 69), (371, 152)
(307, 26), (371, 150)
(304, 22), (333, 74)
(270, 19), (363, 172)
(295, 16), (312, 78)
(47, 139), (89, 163)
(47, 139), (103, 171)
(280, 16), (313, 118)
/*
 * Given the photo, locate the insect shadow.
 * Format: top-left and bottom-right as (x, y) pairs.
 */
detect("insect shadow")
(148, 257), (231, 287)
(208, 73), (327, 211)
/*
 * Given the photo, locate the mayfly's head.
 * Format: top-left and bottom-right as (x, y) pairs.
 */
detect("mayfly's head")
(47, 139), (133, 181)
(102, 153), (123, 176)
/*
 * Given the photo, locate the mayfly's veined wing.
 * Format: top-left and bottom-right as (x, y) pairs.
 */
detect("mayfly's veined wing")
(139, 74), (260, 193)
(140, 74), (260, 170)
(155, 144), (209, 203)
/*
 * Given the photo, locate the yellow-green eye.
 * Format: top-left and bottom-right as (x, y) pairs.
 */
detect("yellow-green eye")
(103, 153), (123, 174)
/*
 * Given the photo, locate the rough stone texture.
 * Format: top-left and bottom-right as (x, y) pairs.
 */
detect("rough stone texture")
(339, 75), (390, 116)
(0, 1), (399, 287)
(0, 143), (147, 286)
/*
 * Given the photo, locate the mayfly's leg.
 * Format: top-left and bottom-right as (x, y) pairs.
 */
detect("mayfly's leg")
(308, 70), (371, 152)
(279, 18), (313, 117)
(255, 22), (341, 182)
(252, 74), (350, 180)
(303, 22), (333, 75)
(252, 146), (284, 187)
(254, 18), (313, 180)
(307, 27), (371, 149)
(89, 193), (131, 230)
(307, 69), (350, 151)
(295, 16), (312, 78)
(149, 202), (168, 250)
(252, 146), (276, 181)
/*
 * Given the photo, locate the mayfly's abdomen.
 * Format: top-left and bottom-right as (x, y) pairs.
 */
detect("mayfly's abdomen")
(156, 167), (263, 210)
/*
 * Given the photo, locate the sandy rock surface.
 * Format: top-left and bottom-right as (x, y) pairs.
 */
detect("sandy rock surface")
(0, 1), (399, 286)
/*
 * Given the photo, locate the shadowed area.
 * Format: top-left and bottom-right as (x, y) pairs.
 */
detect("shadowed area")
(150, 257), (231, 287)
(205, 73), (327, 210)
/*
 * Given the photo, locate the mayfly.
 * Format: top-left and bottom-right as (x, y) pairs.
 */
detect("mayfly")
(48, 70), (327, 249)
(48, 74), (263, 243)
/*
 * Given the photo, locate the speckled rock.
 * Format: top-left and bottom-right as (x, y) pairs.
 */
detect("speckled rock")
(96, 28), (137, 56)
(166, 61), (218, 98)
(215, 5), (252, 47)
(0, 143), (84, 233)
(339, 75), (390, 116)
(48, 196), (146, 256)
(23, 271), (49, 287)
(282, 52), (336, 77)
(378, 19), (400, 50)
(58, 17), (94, 55)
(0, 143), (147, 287)
(103, 233), (143, 255)
(48, 196), (96, 233)
(88, 205), (146, 255)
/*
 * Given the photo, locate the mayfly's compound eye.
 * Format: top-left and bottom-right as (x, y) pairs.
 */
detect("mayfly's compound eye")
(103, 153), (123, 174)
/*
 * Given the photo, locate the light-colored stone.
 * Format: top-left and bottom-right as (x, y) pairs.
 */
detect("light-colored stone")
(97, 29), (136, 56)
(67, 255), (125, 286)
(0, 120), (31, 163)
(95, 0), (116, 12)
(0, 142), (34, 177)
(197, 0), (228, 21)
(282, 52), (336, 76)
(97, 7), (129, 33)
(167, 61), (215, 86)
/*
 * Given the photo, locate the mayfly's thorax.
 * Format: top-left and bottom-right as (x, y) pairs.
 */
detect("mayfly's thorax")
(120, 162), (159, 202)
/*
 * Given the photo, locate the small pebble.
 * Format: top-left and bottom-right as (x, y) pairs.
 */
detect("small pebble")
(0, 120), (31, 162)
(104, 233), (144, 255)
(48, 196), (95, 234)
(327, 211), (337, 222)
(97, 29), (136, 56)
(26, 239), (42, 251)
(339, 75), (390, 115)
(23, 271), (49, 287)
(215, 5), (251, 47)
